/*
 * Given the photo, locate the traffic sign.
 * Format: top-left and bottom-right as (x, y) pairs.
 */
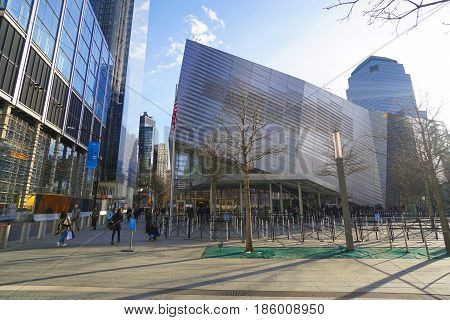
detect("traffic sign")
(128, 218), (137, 231)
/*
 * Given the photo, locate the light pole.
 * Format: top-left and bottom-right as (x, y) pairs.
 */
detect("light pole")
(332, 130), (354, 251)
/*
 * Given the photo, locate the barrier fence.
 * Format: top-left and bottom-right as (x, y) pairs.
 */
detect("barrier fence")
(1, 210), (449, 259)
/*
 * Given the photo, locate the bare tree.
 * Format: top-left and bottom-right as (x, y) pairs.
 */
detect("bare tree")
(221, 89), (284, 252)
(150, 174), (169, 208)
(409, 100), (450, 253)
(197, 128), (227, 236)
(325, 0), (450, 26)
(315, 138), (370, 178)
(386, 114), (425, 212)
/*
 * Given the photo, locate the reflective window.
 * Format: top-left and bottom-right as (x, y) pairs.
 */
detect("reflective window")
(32, 0), (63, 60)
(5, 0), (33, 30)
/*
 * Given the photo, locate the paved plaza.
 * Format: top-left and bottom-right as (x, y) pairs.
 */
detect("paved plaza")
(0, 221), (449, 300)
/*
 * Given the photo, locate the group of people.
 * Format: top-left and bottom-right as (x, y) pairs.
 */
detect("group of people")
(55, 204), (166, 247)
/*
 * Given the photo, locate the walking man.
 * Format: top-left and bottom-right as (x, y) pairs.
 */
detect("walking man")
(91, 206), (99, 230)
(72, 203), (81, 232)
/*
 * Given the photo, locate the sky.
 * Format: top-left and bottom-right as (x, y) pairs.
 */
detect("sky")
(125, 0), (450, 145)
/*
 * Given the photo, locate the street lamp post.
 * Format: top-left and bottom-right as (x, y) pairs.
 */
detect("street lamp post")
(332, 130), (354, 251)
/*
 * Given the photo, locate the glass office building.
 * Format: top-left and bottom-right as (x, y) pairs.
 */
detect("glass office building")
(89, 0), (135, 206)
(170, 41), (388, 215)
(347, 56), (417, 115)
(0, 0), (113, 212)
(137, 112), (155, 206)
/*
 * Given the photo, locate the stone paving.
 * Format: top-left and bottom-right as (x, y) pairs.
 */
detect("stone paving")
(0, 220), (449, 300)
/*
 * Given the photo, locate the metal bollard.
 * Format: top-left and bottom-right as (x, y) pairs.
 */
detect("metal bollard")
(20, 222), (31, 243)
(287, 218), (291, 240)
(52, 219), (58, 235)
(226, 220), (229, 242)
(37, 220), (47, 240)
(0, 224), (11, 249)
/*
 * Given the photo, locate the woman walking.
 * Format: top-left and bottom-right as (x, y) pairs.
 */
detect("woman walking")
(56, 211), (72, 247)
(110, 208), (123, 245)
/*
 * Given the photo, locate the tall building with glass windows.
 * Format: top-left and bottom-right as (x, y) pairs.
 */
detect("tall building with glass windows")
(137, 112), (155, 205)
(170, 40), (388, 215)
(153, 144), (168, 184)
(346, 56), (417, 115)
(0, 0), (113, 214)
(89, 0), (135, 206)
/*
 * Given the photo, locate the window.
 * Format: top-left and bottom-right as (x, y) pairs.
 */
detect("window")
(370, 65), (379, 73)
(80, 107), (92, 146)
(65, 93), (82, 139)
(5, 0), (33, 31)
(32, 0), (63, 60)
(47, 75), (68, 128)
(19, 48), (51, 115)
(0, 17), (25, 96)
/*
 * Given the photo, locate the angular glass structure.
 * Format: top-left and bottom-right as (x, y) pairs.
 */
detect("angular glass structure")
(347, 56), (417, 115)
(171, 41), (388, 210)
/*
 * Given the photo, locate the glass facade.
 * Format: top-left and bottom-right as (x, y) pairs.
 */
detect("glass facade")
(56, 0), (82, 80)
(138, 113), (155, 188)
(32, 0), (63, 60)
(3, 0), (33, 31)
(173, 40), (388, 206)
(346, 56), (417, 115)
(0, 0), (113, 211)
(89, 0), (135, 191)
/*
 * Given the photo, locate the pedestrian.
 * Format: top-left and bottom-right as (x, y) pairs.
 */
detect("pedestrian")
(91, 206), (99, 230)
(126, 208), (132, 222)
(110, 208), (123, 245)
(148, 222), (160, 240)
(55, 211), (72, 247)
(145, 210), (153, 240)
(71, 203), (81, 232)
(133, 207), (140, 222)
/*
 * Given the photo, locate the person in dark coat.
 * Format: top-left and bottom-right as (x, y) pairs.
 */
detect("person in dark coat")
(91, 206), (99, 230)
(110, 208), (123, 245)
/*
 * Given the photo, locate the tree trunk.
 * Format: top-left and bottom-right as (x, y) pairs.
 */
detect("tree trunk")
(243, 172), (254, 252)
(420, 127), (450, 254)
(424, 177), (436, 230)
(429, 169), (450, 254)
(211, 177), (217, 238)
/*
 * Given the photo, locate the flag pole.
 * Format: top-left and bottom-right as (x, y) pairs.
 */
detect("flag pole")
(169, 85), (178, 229)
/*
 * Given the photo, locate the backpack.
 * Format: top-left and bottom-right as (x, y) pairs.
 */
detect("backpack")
(106, 211), (113, 220)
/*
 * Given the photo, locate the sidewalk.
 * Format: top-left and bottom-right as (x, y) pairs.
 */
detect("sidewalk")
(0, 220), (449, 300)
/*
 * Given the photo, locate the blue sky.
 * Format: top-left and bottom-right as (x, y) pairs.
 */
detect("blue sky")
(125, 0), (450, 144)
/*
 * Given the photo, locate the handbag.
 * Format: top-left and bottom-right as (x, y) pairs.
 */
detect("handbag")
(66, 230), (73, 240)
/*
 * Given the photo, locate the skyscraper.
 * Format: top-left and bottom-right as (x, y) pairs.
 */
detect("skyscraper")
(153, 144), (168, 184)
(138, 112), (155, 204)
(89, 0), (135, 205)
(346, 56), (417, 115)
(0, 0), (113, 213)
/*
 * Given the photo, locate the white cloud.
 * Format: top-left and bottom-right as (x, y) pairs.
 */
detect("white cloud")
(184, 15), (219, 46)
(130, 42), (147, 61)
(167, 38), (184, 57)
(150, 61), (180, 74)
(139, 0), (150, 11)
(202, 6), (225, 28)
(150, 6), (226, 74)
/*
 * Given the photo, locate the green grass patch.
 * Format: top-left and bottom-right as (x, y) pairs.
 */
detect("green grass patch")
(201, 246), (449, 260)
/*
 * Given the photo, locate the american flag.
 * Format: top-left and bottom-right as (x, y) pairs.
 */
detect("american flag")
(171, 98), (178, 130)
